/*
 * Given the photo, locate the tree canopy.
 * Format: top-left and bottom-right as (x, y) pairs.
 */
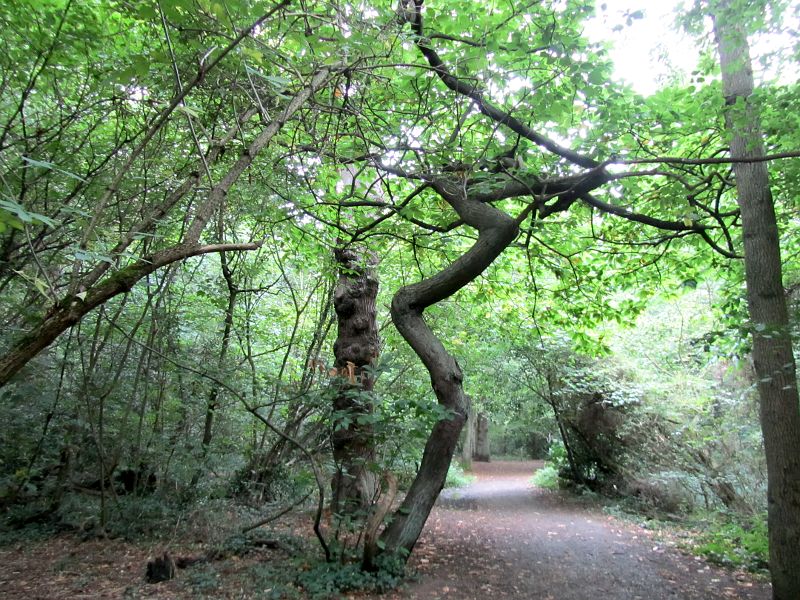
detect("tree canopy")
(1, 0), (799, 597)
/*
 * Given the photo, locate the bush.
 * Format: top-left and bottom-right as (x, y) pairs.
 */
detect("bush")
(531, 464), (560, 489)
(296, 555), (405, 598)
(445, 462), (475, 488)
(548, 440), (569, 470)
(693, 513), (769, 572)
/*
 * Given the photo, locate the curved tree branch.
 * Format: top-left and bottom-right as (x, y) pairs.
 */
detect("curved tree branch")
(402, 0), (598, 169)
(0, 242), (261, 387)
(375, 176), (518, 562)
(0, 64), (339, 387)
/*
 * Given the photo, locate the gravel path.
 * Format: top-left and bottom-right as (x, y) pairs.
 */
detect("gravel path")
(381, 460), (771, 600)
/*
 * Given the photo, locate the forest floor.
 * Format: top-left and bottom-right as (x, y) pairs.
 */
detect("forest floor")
(0, 460), (772, 599)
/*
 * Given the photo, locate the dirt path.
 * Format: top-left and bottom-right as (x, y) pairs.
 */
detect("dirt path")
(0, 461), (773, 599)
(381, 461), (771, 600)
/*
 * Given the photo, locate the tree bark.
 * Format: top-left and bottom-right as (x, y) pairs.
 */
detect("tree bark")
(473, 413), (491, 462)
(712, 5), (800, 598)
(200, 253), (237, 452)
(188, 252), (238, 490)
(373, 177), (518, 565)
(330, 244), (380, 515)
(461, 398), (475, 468)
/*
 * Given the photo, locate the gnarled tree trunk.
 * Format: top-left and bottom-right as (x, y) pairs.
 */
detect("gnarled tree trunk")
(331, 245), (380, 515)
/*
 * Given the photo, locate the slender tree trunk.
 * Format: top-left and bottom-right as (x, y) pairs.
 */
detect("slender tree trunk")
(189, 253), (238, 490)
(546, 374), (582, 485)
(712, 5), (800, 598)
(374, 178), (518, 564)
(473, 413), (490, 462)
(200, 253), (237, 452)
(461, 398), (475, 468)
(0, 243), (257, 386)
(331, 245), (380, 515)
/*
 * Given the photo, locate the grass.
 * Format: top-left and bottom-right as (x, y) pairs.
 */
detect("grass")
(689, 513), (769, 573)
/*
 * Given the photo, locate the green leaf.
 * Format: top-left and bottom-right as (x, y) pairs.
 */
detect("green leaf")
(175, 105), (201, 119)
(21, 156), (88, 183)
(0, 198), (58, 228)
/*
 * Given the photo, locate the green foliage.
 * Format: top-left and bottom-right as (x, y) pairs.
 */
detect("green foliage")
(230, 460), (314, 504)
(445, 461), (475, 489)
(531, 464), (561, 490)
(295, 555), (405, 598)
(0, 0), (797, 585)
(547, 440), (569, 471)
(241, 562), (301, 599)
(185, 564), (221, 595)
(693, 514), (769, 572)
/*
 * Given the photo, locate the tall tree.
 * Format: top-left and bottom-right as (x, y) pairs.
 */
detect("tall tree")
(711, 2), (800, 597)
(359, 0), (738, 563)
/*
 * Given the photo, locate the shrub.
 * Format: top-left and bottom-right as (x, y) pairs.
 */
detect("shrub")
(445, 462), (475, 488)
(532, 464), (560, 489)
(295, 555), (405, 598)
(693, 513), (769, 572)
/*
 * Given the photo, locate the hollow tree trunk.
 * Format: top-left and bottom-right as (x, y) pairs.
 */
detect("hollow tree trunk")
(712, 5), (800, 598)
(373, 178), (518, 565)
(330, 245), (380, 515)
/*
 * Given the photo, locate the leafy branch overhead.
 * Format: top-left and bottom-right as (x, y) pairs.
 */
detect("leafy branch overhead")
(0, 0), (799, 595)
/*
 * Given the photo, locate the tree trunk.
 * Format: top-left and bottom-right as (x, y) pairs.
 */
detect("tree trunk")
(0, 243), (258, 387)
(473, 413), (490, 462)
(330, 245), (380, 516)
(373, 178), (518, 565)
(712, 5), (800, 598)
(461, 398), (475, 468)
(189, 252), (238, 489)
(546, 377), (583, 485)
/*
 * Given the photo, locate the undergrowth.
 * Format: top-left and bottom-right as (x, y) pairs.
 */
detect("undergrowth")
(296, 554), (406, 598)
(601, 500), (770, 575)
(690, 513), (769, 573)
(445, 462), (475, 488)
(531, 464), (561, 489)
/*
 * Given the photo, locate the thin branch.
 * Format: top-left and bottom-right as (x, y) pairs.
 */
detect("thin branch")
(403, 1), (598, 169)
(615, 150), (800, 167)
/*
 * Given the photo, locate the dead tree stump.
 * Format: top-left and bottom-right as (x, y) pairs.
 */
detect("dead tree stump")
(145, 552), (176, 583)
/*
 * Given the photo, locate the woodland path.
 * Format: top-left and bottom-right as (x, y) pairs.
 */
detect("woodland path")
(374, 461), (771, 600)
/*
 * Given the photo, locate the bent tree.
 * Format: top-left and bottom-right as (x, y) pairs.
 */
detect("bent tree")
(298, 0), (800, 575)
(331, 0), (747, 561)
(2, 0), (800, 591)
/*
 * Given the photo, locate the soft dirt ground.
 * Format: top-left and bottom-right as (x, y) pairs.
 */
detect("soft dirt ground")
(375, 460), (771, 600)
(0, 461), (772, 599)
